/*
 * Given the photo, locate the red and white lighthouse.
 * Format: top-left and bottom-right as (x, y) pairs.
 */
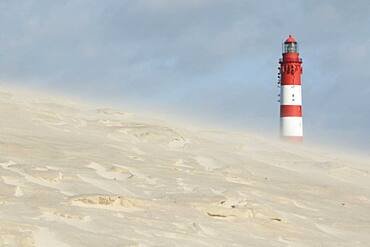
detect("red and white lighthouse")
(278, 35), (303, 142)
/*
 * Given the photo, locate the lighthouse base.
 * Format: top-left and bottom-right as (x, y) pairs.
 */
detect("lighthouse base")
(281, 136), (303, 143)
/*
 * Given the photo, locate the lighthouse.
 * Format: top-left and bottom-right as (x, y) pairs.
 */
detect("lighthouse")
(278, 35), (303, 142)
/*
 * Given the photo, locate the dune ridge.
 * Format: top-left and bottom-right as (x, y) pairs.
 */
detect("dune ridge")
(0, 87), (369, 246)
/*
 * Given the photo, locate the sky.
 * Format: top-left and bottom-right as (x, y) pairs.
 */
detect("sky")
(0, 0), (369, 152)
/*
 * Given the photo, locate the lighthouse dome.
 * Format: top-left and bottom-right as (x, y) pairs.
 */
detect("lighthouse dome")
(284, 35), (297, 43)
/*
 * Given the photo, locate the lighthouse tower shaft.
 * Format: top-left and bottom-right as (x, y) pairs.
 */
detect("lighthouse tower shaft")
(279, 35), (303, 142)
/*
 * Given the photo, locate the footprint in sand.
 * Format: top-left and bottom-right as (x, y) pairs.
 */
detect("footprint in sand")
(113, 164), (158, 186)
(174, 159), (193, 169)
(2, 176), (25, 197)
(191, 222), (217, 237)
(173, 159), (194, 173)
(15, 186), (24, 197)
(195, 198), (280, 221)
(0, 161), (67, 194)
(195, 157), (222, 171)
(168, 137), (190, 149)
(79, 163), (158, 195)
(70, 194), (149, 212)
(176, 178), (197, 193)
(87, 162), (133, 181)
(40, 209), (91, 224)
(225, 175), (255, 186)
(193, 199), (254, 220)
(128, 155), (145, 161)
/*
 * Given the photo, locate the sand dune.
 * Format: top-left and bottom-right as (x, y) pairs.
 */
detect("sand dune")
(0, 87), (369, 246)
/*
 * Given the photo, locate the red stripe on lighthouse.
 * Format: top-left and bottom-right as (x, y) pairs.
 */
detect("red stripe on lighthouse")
(280, 105), (302, 117)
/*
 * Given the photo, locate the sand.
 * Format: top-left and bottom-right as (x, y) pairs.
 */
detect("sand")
(0, 87), (369, 246)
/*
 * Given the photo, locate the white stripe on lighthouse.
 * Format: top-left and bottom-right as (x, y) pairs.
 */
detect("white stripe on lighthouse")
(280, 117), (303, 136)
(280, 85), (302, 105)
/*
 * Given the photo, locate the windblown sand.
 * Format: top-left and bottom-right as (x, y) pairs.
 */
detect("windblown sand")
(0, 87), (369, 246)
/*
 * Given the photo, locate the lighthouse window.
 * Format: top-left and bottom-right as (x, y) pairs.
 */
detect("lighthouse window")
(284, 42), (298, 53)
